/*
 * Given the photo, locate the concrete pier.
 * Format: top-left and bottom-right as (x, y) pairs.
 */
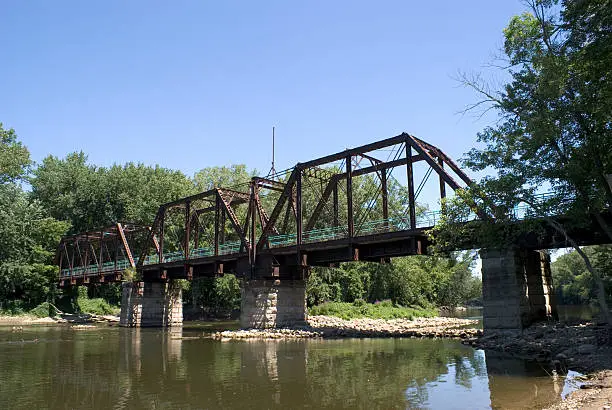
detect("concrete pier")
(119, 281), (183, 327)
(240, 279), (307, 328)
(480, 248), (557, 332)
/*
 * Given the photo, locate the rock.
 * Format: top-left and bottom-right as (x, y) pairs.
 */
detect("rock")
(578, 344), (597, 355)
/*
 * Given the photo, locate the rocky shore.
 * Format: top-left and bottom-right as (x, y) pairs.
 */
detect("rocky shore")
(0, 313), (119, 327)
(466, 321), (612, 373)
(212, 315), (481, 340)
(465, 320), (612, 410)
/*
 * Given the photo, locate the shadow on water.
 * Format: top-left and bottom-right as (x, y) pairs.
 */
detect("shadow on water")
(0, 324), (585, 409)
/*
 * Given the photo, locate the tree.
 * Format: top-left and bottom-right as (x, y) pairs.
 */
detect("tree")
(193, 164), (255, 191)
(0, 180), (69, 310)
(552, 245), (612, 305)
(434, 0), (611, 322)
(30, 153), (194, 233)
(0, 123), (31, 184)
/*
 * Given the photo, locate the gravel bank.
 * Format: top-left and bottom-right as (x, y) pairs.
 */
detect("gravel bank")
(467, 321), (612, 373)
(212, 315), (480, 340)
(467, 321), (612, 410)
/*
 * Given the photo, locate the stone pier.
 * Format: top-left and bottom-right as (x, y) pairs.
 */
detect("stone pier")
(119, 281), (183, 327)
(240, 279), (307, 329)
(480, 248), (557, 332)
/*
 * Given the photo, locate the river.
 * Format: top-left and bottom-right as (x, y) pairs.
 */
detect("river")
(0, 321), (583, 409)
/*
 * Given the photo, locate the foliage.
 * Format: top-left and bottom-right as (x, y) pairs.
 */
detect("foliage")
(189, 274), (241, 314)
(552, 246), (612, 305)
(308, 300), (437, 320)
(432, 0), (612, 321)
(193, 164), (255, 191)
(29, 302), (56, 318)
(30, 153), (194, 233)
(0, 181), (69, 310)
(306, 253), (480, 309)
(0, 123), (31, 184)
(76, 286), (118, 315)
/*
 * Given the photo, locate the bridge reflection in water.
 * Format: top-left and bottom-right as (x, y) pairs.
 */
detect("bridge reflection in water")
(0, 326), (581, 409)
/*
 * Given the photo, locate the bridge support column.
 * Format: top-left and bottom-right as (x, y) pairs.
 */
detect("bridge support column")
(119, 281), (183, 327)
(240, 279), (307, 329)
(480, 248), (557, 332)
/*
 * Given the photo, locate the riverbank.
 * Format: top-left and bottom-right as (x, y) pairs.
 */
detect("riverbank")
(0, 313), (119, 326)
(469, 320), (612, 409)
(212, 315), (481, 340)
(545, 370), (612, 410)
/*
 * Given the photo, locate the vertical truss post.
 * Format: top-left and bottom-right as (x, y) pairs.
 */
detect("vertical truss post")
(346, 155), (354, 239)
(114, 234), (119, 272)
(438, 157), (447, 200)
(159, 209), (165, 263)
(84, 234), (90, 272)
(214, 195), (220, 256)
(194, 214), (200, 250)
(98, 229), (104, 274)
(381, 169), (389, 229)
(220, 206), (226, 244)
(296, 168), (303, 246)
(249, 183), (257, 265)
(184, 201), (191, 260)
(70, 243), (75, 275)
(333, 183), (339, 227)
(406, 144), (416, 229)
(58, 244), (63, 277)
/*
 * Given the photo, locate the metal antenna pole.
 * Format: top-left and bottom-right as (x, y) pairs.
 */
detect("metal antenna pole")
(269, 126), (276, 179)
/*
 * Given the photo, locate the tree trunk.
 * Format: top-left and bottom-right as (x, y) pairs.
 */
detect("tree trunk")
(573, 246), (611, 325)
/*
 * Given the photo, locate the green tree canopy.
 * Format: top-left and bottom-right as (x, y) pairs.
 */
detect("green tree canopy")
(432, 0), (611, 321)
(30, 153), (194, 233)
(0, 123), (31, 184)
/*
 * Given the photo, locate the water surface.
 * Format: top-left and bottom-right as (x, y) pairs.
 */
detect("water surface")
(0, 324), (580, 409)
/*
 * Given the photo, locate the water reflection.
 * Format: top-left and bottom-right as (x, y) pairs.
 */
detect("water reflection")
(0, 326), (577, 409)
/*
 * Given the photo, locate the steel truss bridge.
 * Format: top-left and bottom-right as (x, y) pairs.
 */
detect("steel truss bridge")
(56, 133), (610, 287)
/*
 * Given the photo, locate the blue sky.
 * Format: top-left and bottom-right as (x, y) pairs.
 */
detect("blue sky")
(1, 1), (526, 205)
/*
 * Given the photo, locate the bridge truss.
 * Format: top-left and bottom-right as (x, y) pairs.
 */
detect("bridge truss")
(133, 133), (474, 281)
(57, 133), (477, 284)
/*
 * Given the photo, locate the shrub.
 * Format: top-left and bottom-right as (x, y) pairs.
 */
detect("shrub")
(29, 302), (53, 318)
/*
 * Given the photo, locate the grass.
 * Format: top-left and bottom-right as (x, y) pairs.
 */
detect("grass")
(76, 297), (119, 315)
(76, 287), (120, 315)
(308, 300), (437, 320)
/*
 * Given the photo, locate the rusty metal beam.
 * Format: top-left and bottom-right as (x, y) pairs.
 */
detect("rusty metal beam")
(117, 222), (135, 268)
(346, 154), (354, 240)
(406, 144), (417, 230)
(184, 201), (191, 260)
(296, 169), (303, 246)
(299, 134), (408, 169)
(217, 189), (250, 251)
(256, 167), (299, 250)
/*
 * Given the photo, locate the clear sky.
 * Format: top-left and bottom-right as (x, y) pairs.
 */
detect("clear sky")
(1, 1), (527, 199)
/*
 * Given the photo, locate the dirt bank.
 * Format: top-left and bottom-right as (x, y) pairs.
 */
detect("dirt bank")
(212, 315), (481, 340)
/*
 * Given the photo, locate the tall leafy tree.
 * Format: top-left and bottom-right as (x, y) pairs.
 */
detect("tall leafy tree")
(0, 123), (31, 184)
(435, 0), (611, 321)
(0, 126), (69, 310)
(30, 154), (194, 233)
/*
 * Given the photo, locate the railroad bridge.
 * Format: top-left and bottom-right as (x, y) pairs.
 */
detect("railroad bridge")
(56, 133), (610, 331)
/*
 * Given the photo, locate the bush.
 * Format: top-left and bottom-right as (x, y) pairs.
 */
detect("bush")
(29, 302), (53, 318)
(308, 301), (436, 320)
(76, 286), (118, 315)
